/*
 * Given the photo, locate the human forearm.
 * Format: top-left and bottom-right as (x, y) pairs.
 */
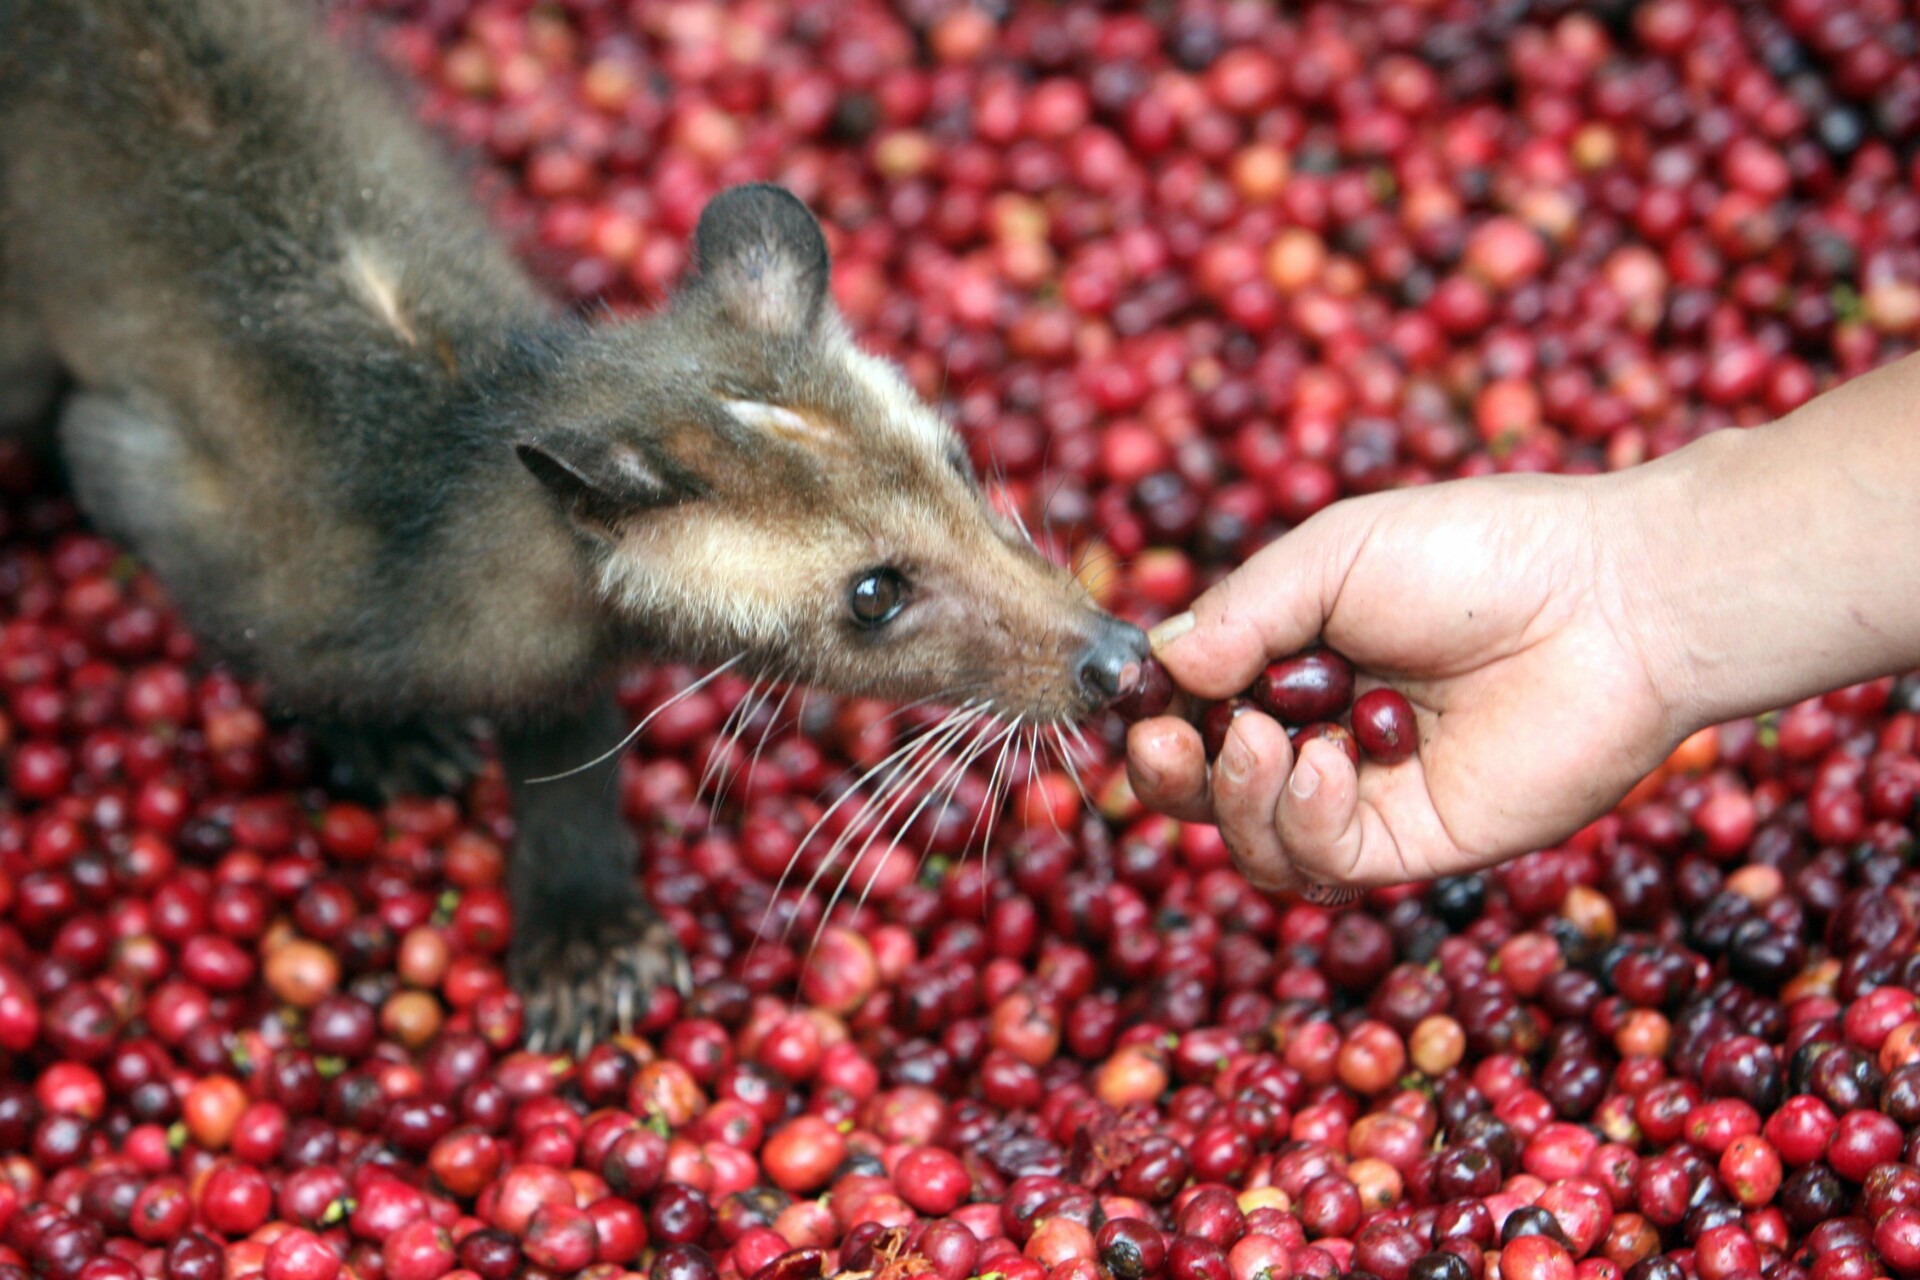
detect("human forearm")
(1614, 351), (1920, 734)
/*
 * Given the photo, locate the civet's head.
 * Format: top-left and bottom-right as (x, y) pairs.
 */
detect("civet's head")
(515, 184), (1146, 722)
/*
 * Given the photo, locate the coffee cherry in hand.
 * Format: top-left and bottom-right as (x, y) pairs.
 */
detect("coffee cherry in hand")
(1251, 650), (1355, 724)
(1351, 688), (1419, 765)
(1201, 697), (1257, 759)
(1292, 721), (1362, 768)
(1111, 655), (1174, 722)
(1121, 641), (1420, 774)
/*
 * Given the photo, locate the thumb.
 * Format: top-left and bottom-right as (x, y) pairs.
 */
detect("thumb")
(1150, 508), (1355, 700)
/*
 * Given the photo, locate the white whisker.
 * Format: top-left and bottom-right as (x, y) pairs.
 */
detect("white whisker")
(862, 680), (996, 732)
(812, 714), (1009, 963)
(524, 655), (745, 783)
(816, 707), (987, 878)
(1049, 724), (1095, 815)
(707, 669), (793, 813)
(695, 675), (762, 805)
(969, 713), (1021, 880)
(843, 720), (1009, 919)
(739, 674), (798, 801)
(964, 713), (1018, 852)
(793, 707), (989, 939)
(768, 701), (982, 927)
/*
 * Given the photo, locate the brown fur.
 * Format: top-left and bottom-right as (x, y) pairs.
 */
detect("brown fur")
(0, 0), (1146, 1049)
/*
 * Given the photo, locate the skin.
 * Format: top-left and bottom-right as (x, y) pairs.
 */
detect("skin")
(1127, 349), (1920, 895)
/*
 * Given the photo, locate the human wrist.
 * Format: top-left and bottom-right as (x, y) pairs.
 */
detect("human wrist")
(1589, 434), (1734, 746)
(1603, 402), (1920, 735)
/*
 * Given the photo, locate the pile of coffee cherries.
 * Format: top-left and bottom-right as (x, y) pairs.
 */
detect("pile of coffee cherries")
(7, 0), (1920, 1279)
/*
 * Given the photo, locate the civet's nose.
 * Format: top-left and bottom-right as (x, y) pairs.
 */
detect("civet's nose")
(1077, 614), (1152, 704)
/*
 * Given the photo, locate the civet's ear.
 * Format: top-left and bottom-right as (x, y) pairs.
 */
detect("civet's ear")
(686, 183), (831, 337)
(515, 426), (706, 537)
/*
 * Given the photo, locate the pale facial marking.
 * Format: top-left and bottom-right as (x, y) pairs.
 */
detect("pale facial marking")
(342, 240), (417, 347)
(590, 467), (1104, 718)
(842, 345), (948, 450)
(598, 512), (808, 655)
(721, 398), (840, 450)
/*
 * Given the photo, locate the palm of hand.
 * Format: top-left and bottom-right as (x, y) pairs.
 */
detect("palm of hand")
(1132, 474), (1681, 889)
(1318, 481), (1677, 879)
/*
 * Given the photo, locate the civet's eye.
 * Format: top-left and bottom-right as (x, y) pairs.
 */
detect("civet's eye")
(848, 568), (908, 627)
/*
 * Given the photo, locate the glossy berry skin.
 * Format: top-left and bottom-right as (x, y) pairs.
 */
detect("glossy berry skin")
(1352, 688), (1418, 765)
(1098, 1218), (1168, 1280)
(1720, 1135), (1784, 1208)
(1113, 656), (1175, 722)
(1764, 1096), (1838, 1166)
(1876, 1208), (1920, 1276)
(1202, 698), (1255, 760)
(1252, 651), (1355, 725)
(1410, 1254), (1475, 1280)
(266, 1229), (342, 1280)
(1828, 1110), (1904, 1182)
(1500, 1236), (1576, 1280)
(895, 1146), (970, 1216)
(1292, 722), (1361, 769)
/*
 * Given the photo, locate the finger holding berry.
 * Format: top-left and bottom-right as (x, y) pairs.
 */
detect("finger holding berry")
(1126, 472), (1683, 894)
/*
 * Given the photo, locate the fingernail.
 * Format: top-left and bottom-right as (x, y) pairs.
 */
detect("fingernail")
(1148, 611), (1195, 653)
(1290, 758), (1320, 799)
(1219, 734), (1254, 783)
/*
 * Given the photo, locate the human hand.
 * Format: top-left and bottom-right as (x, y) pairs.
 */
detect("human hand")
(1125, 471), (1688, 895)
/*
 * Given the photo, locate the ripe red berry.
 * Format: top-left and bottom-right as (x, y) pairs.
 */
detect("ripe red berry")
(1829, 1111), (1905, 1182)
(1252, 650), (1355, 724)
(1112, 655), (1175, 721)
(1351, 688), (1418, 764)
(1202, 697), (1255, 760)
(894, 1146), (970, 1216)
(199, 1161), (273, 1236)
(264, 1231), (342, 1280)
(1292, 721), (1361, 769)
(1877, 1208), (1920, 1276)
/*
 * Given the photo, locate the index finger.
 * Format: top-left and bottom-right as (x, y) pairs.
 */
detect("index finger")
(1150, 508), (1361, 699)
(1125, 716), (1216, 823)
